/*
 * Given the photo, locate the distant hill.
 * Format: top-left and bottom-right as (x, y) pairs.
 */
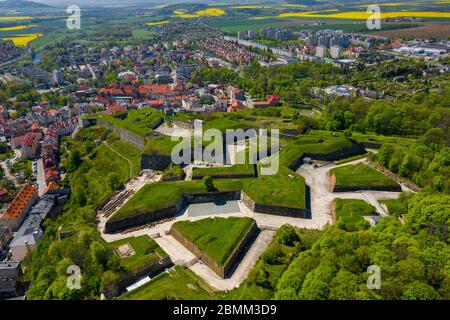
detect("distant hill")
(0, 0), (52, 10)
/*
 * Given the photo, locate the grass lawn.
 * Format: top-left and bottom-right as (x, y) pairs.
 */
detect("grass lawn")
(110, 179), (244, 221)
(143, 135), (182, 156)
(333, 152), (372, 165)
(243, 167), (306, 209)
(107, 235), (167, 274)
(203, 116), (252, 133)
(106, 140), (142, 177)
(330, 163), (400, 190)
(380, 199), (406, 217)
(118, 266), (216, 300)
(111, 170), (306, 222)
(172, 217), (256, 267)
(0, 149), (13, 161)
(162, 165), (185, 180)
(192, 163), (255, 179)
(351, 131), (416, 147)
(95, 109), (163, 138)
(279, 133), (354, 168)
(334, 199), (375, 231)
(70, 139), (142, 205)
(75, 125), (108, 142)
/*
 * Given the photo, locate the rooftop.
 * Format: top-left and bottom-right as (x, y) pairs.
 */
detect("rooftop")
(0, 185), (37, 220)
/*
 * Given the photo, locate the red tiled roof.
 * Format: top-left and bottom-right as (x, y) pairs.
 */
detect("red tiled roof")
(1, 185), (37, 220)
(139, 84), (172, 95)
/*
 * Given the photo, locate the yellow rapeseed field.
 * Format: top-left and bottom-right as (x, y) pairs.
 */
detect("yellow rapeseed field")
(281, 4), (307, 8)
(0, 16), (32, 21)
(0, 25), (30, 31)
(173, 9), (187, 15)
(2, 33), (43, 46)
(173, 8), (225, 18)
(145, 21), (169, 26)
(231, 5), (272, 9)
(276, 10), (450, 19)
(354, 3), (405, 7)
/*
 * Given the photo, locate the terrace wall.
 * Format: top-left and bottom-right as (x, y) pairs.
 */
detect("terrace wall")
(105, 191), (240, 233)
(141, 152), (173, 171)
(161, 172), (186, 182)
(330, 175), (402, 193)
(169, 221), (258, 278)
(240, 191), (307, 218)
(288, 143), (367, 171)
(172, 120), (193, 130)
(191, 165), (257, 180)
(97, 119), (146, 150)
(105, 199), (184, 233)
(102, 255), (173, 299)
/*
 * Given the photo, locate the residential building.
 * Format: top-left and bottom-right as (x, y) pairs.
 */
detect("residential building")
(237, 31), (247, 40)
(316, 46), (327, 58)
(53, 69), (65, 86)
(0, 261), (21, 280)
(0, 185), (38, 231)
(9, 214), (43, 261)
(330, 45), (342, 59)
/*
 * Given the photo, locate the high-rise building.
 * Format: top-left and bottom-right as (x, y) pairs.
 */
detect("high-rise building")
(53, 69), (64, 86)
(330, 45), (342, 59)
(316, 46), (327, 58)
(237, 31), (247, 40)
(247, 30), (257, 40)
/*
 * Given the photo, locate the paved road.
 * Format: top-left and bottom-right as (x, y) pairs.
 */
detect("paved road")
(1, 148), (23, 186)
(297, 158), (403, 219)
(36, 158), (47, 196)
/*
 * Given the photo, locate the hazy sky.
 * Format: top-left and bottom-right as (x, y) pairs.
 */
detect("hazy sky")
(24, 0), (212, 5)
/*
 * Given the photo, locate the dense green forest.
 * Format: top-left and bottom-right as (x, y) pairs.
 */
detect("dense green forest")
(275, 193), (449, 300)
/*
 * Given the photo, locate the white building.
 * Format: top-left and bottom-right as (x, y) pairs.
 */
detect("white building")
(9, 215), (43, 261)
(315, 45), (327, 58)
(330, 45), (342, 59)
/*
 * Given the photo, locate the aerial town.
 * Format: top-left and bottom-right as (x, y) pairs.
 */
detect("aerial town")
(0, 0), (448, 308)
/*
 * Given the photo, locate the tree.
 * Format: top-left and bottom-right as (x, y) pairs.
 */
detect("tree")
(106, 172), (121, 190)
(377, 144), (394, 167)
(74, 187), (87, 206)
(328, 270), (360, 300)
(422, 128), (446, 148)
(0, 143), (7, 154)
(67, 149), (82, 172)
(277, 224), (300, 246)
(401, 282), (442, 300)
(203, 176), (215, 192)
